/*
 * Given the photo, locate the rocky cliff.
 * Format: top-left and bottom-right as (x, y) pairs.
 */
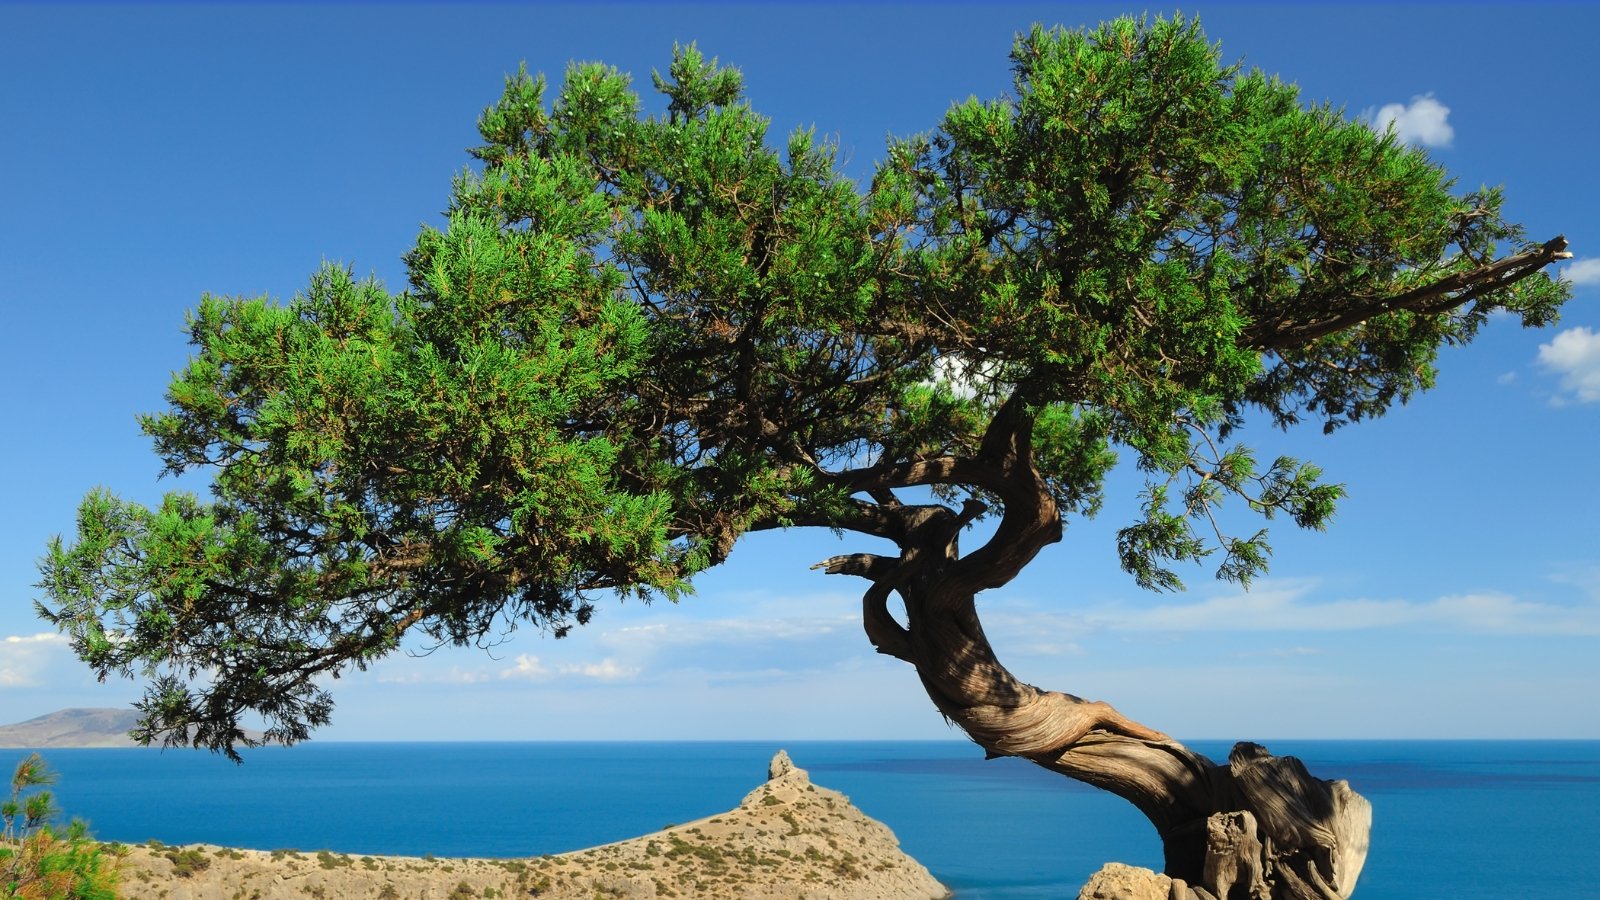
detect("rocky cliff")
(115, 750), (951, 899)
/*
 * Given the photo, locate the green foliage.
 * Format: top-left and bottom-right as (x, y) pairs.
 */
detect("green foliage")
(38, 18), (1570, 753)
(160, 847), (210, 878)
(1, 756), (119, 899)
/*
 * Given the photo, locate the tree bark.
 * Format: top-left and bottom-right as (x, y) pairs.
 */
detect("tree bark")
(818, 552), (1371, 900)
(815, 392), (1371, 898)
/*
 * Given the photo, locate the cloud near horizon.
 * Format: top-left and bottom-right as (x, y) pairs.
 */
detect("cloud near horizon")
(498, 653), (639, 682)
(2, 633), (64, 644)
(1079, 580), (1600, 636)
(356, 575), (1599, 696)
(1538, 326), (1600, 404)
(376, 666), (490, 686)
(0, 633), (68, 688)
(1363, 94), (1454, 148)
(354, 591), (872, 689)
(584, 594), (865, 675)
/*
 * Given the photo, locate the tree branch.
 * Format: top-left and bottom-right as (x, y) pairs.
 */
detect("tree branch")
(747, 498), (911, 543)
(1246, 236), (1569, 350)
(824, 455), (1013, 497)
(954, 393), (1064, 590)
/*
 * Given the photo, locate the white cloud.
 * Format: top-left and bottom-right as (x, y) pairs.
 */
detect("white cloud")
(928, 353), (982, 400)
(1363, 93), (1454, 148)
(1083, 580), (1600, 636)
(500, 653), (551, 680)
(587, 608), (863, 680)
(925, 352), (1010, 401)
(0, 633), (69, 687)
(1251, 646), (1325, 658)
(2, 633), (65, 646)
(1559, 258), (1600, 287)
(558, 659), (638, 681)
(1011, 640), (1083, 656)
(346, 591), (868, 695)
(496, 653), (639, 682)
(376, 666), (490, 685)
(980, 605), (1092, 652)
(1538, 326), (1600, 403)
(606, 614), (853, 648)
(1549, 566), (1600, 603)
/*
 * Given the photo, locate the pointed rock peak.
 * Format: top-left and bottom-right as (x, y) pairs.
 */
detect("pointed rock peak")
(767, 749), (808, 782)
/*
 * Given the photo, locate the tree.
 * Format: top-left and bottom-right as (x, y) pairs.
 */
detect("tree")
(2, 755), (120, 899)
(38, 16), (1571, 900)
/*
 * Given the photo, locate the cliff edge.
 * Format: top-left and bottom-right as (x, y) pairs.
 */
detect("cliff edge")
(116, 749), (951, 899)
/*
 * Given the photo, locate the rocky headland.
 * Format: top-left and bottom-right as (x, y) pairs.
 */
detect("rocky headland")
(114, 750), (950, 899)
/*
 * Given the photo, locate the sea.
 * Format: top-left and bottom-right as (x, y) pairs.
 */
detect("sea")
(20, 740), (1600, 899)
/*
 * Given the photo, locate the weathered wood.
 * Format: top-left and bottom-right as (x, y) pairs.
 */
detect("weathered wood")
(1326, 780), (1372, 897)
(867, 575), (1371, 899)
(821, 405), (1373, 900)
(1203, 810), (1267, 900)
(1228, 743), (1371, 898)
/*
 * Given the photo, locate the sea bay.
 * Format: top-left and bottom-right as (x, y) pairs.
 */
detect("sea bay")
(23, 740), (1600, 899)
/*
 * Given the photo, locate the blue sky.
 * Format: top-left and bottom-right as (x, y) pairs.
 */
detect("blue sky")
(2, 3), (1596, 742)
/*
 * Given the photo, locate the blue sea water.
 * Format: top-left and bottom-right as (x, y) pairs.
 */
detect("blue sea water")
(21, 740), (1600, 898)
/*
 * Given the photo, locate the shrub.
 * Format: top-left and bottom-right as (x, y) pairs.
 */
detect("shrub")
(1, 754), (120, 899)
(161, 847), (212, 878)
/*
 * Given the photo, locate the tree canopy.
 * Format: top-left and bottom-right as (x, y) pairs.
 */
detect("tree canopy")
(39, 15), (1570, 760)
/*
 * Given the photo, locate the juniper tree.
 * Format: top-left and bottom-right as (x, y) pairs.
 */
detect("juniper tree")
(39, 16), (1572, 899)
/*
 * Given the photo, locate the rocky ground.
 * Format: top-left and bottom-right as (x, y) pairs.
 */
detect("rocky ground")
(1076, 862), (1175, 900)
(113, 751), (950, 900)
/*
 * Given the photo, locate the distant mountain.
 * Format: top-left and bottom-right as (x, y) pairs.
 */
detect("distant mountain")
(0, 707), (143, 748)
(0, 708), (272, 749)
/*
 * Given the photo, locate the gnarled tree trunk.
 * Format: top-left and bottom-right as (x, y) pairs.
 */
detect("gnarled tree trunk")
(815, 406), (1371, 900)
(828, 555), (1370, 899)
(911, 580), (1366, 899)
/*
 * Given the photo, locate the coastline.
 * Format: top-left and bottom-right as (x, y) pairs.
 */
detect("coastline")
(113, 750), (951, 899)
(14, 739), (1599, 898)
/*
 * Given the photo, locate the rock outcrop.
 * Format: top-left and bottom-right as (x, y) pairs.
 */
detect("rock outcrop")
(1077, 862), (1174, 900)
(116, 750), (950, 899)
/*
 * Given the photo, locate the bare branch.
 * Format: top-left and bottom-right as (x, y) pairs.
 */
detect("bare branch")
(810, 553), (896, 580)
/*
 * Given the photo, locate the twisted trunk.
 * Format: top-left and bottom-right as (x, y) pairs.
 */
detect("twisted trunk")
(814, 401), (1371, 899)
(889, 572), (1369, 899)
